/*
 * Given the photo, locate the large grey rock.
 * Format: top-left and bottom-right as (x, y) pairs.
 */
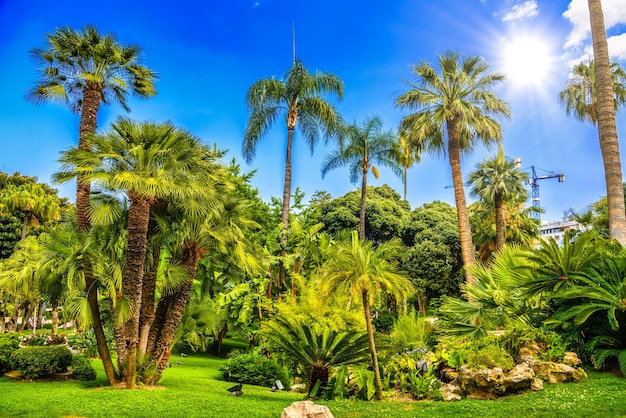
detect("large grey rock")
(281, 401), (334, 418)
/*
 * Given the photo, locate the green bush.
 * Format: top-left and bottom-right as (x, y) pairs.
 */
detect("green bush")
(69, 328), (116, 358)
(71, 354), (97, 381)
(372, 312), (396, 334)
(10, 345), (73, 378)
(0, 333), (20, 373)
(466, 344), (515, 371)
(220, 353), (289, 387)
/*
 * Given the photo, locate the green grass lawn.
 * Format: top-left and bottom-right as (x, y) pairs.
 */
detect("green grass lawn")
(1, 352), (626, 418)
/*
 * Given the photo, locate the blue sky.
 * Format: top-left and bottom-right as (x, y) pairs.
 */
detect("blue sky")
(1, 0), (626, 222)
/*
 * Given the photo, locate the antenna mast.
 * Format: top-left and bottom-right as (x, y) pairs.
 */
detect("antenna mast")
(292, 23), (296, 64)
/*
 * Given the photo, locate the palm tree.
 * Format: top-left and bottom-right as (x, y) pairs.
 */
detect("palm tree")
(0, 183), (61, 239)
(396, 131), (422, 201)
(28, 25), (157, 385)
(55, 117), (222, 388)
(319, 231), (414, 400)
(468, 146), (528, 251)
(321, 115), (401, 240)
(262, 315), (371, 397)
(396, 51), (510, 285)
(558, 61), (626, 244)
(243, 60), (343, 285)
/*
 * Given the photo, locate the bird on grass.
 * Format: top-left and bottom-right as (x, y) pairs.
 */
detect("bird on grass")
(227, 383), (243, 397)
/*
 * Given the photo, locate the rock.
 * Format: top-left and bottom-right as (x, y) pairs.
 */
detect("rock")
(504, 363), (535, 392)
(281, 401), (334, 418)
(289, 383), (308, 393)
(519, 342), (543, 358)
(531, 361), (587, 384)
(562, 352), (582, 366)
(466, 389), (497, 400)
(440, 382), (461, 401)
(531, 378), (544, 391)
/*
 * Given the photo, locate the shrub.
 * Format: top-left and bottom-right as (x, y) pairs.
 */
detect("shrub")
(390, 310), (435, 353)
(71, 354), (97, 381)
(220, 353), (289, 387)
(69, 328), (115, 358)
(18, 333), (68, 346)
(466, 344), (515, 371)
(10, 345), (73, 378)
(0, 333), (20, 373)
(372, 312), (396, 334)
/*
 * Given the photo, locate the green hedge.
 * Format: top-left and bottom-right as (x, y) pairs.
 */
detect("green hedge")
(71, 354), (97, 381)
(10, 345), (73, 378)
(220, 353), (289, 387)
(0, 333), (20, 373)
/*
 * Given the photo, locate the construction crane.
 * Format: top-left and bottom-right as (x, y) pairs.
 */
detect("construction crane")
(527, 166), (565, 220)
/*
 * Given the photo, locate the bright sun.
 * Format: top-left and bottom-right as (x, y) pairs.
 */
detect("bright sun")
(502, 36), (553, 87)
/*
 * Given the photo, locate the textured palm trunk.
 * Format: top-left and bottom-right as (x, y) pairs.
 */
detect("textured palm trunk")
(138, 201), (167, 357)
(78, 86), (117, 385)
(403, 166), (408, 201)
(211, 323), (228, 355)
(120, 195), (152, 389)
(494, 194), (505, 251)
(308, 364), (330, 398)
(360, 168), (368, 240)
(146, 292), (172, 357)
(588, 0), (626, 244)
(36, 300), (44, 330)
(20, 213), (31, 240)
(51, 300), (59, 335)
(144, 244), (202, 386)
(446, 119), (476, 285)
(362, 289), (383, 400)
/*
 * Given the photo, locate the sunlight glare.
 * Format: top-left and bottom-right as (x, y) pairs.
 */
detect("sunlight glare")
(503, 36), (552, 87)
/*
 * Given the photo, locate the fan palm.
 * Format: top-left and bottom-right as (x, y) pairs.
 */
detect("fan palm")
(0, 183), (61, 239)
(28, 26), (157, 385)
(396, 51), (510, 285)
(395, 131), (422, 201)
(319, 231), (414, 400)
(468, 146), (528, 251)
(55, 117), (222, 388)
(321, 115), (401, 240)
(262, 315), (371, 397)
(243, 60), (343, 285)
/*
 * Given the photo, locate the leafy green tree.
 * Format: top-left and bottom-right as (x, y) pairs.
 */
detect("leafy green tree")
(396, 51), (510, 285)
(243, 60), (343, 285)
(319, 185), (411, 244)
(402, 201), (463, 312)
(467, 146), (528, 252)
(320, 231), (414, 400)
(322, 115), (401, 240)
(28, 26), (157, 385)
(559, 2), (626, 244)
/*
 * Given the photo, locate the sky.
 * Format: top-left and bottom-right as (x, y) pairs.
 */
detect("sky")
(1, 0), (626, 223)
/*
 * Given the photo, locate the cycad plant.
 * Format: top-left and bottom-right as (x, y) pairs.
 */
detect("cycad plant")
(262, 315), (370, 397)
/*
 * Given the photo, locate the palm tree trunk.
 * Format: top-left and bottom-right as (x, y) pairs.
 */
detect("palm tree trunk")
(138, 201), (167, 357)
(211, 323), (228, 355)
(403, 167), (408, 201)
(36, 300), (44, 330)
(360, 170), (368, 240)
(121, 195), (152, 389)
(447, 119), (476, 285)
(362, 289), (383, 400)
(77, 86), (117, 385)
(51, 300), (59, 336)
(278, 125), (296, 291)
(588, 0), (626, 244)
(494, 194), (504, 251)
(20, 213), (30, 240)
(144, 243), (203, 385)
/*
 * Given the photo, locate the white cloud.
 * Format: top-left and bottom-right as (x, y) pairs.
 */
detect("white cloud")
(502, 1), (539, 22)
(608, 33), (626, 60)
(563, 0), (626, 51)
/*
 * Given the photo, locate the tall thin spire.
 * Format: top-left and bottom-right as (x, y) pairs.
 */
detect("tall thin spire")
(292, 22), (296, 64)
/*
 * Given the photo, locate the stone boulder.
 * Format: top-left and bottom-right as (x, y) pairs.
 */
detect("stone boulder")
(440, 382), (462, 401)
(562, 351), (582, 366)
(531, 377), (544, 391)
(504, 363), (535, 392)
(453, 364), (537, 399)
(281, 401), (334, 418)
(529, 360), (587, 384)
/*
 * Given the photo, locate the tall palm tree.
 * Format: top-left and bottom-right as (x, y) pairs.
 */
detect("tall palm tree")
(321, 115), (401, 240)
(55, 117), (221, 388)
(28, 25), (157, 385)
(319, 231), (414, 400)
(395, 51), (510, 285)
(0, 183), (61, 239)
(468, 146), (528, 251)
(396, 131), (422, 201)
(558, 62), (626, 244)
(243, 60), (343, 285)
